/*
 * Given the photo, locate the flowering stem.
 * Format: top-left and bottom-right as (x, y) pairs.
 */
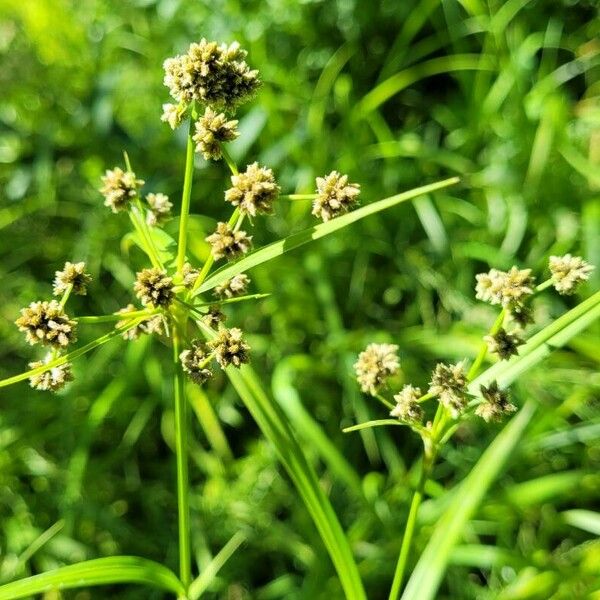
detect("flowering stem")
(388, 454), (434, 600)
(76, 308), (158, 323)
(134, 198), (164, 268)
(220, 144), (238, 175)
(129, 209), (162, 269)
(176, 110), (197, 275)
(467, 309), (506, 380)
(172, 319), (191, 594)
(59, 284), (73, 309)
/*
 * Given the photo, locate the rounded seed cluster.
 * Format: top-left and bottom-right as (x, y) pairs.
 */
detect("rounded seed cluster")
(214, 274), (250, 299)
(390, 385), (424, 424)
(180, 340), (214, 385)
(549, 254), (594, 295)
(207, 327), (250, 368)
(428, 362), (468, 417)
(475, 381), (516, 422)
(484, 328), (523, 360)
(146, 193), (173, 227)
(312, 171), (361, 222)
(163, 39), (260, 111)
(475, 267), (535, 308)
(354, 343), (400, 396)
(100, 167), (144, 213)
(224, 162), (280, 217)
(201, 306), (226, 328)
(206, 222), (253, 261)
(161, 103), (186, 129)
(134, 268), (174, 308)
(193, 108), (239, 160)
(15, 300), (77, 348)
(181, 262), (200, 289)
(53, 261), (92, 296)
(28, 355), (74, 392)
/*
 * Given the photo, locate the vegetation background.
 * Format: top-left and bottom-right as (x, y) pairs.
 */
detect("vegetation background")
(0, 0), (599, 598)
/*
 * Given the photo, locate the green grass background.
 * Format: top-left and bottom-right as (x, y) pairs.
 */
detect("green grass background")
(0, 0), (599, 598)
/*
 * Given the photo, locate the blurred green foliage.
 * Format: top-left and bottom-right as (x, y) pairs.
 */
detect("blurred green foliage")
(0, 0), (599, 598)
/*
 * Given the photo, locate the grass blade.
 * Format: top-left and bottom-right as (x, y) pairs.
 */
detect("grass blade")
(188, 532), (246, 600)
(0, 556), (184, 600)
(401, 401), (536, 600)
(194, 177), (460, 295)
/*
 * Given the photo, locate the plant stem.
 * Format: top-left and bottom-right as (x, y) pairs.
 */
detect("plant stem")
(220, 144), (238, 175)
(177, 111), (197, 274)
(388, 456), (433, 600)
(467, 308), (506, 380)
(172, 320), (191, 596)
(279, 193), (318, 200)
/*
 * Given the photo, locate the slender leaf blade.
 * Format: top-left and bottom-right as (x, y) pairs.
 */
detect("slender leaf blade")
(0, 556), (184, 600)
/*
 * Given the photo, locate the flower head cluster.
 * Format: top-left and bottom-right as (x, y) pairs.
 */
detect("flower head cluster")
(549, 254), (594, 295)
(15, 301), (77, 348)
(180, 340), (213, 385)
(214, 274), (250, 299)
(163, 39), (260, 111)
(161, 103), (186, 129)
(28, 355), (73, 392)
(225, 162), (280, 217)
(116, 305), (165, 340)
(390, 385), (423, 425)
(134, 268), (174, 308)
(181, 262), (200, 289)
(100, 167), (144, 213)
(484, 328), (523, 360)
(354, 343), (400, 396)
(208, 327), (250, 368)
(428, 362), (468, 417)
(146, 193), (173, 227)
(475, 267), (535, 308)
(53, 261), (92, 296)
(475, 381), (516, 422)
(206, 222), (252, 261)
(312, 171), (361, 222)
(193, 108), (239, 160)
(202, 306), (226, 328)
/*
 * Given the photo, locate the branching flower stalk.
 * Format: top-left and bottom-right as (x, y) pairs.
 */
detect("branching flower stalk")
(350, 258), (595, 599)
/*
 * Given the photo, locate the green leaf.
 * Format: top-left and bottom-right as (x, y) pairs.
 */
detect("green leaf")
(0, 556), (184, 600)
(188, 532), (246, 600)
(401, 401), (536, 600)
(194, 177), (460, 295)
(562, 509), (600, 536)
(197, 320), (365, 600)
(128, 227), (177, 267)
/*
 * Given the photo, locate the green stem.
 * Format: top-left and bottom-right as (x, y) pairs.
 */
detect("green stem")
(59, 284), (73, 309)
(129, 209), (162, 269)
(172, 321), (191, 594)
(467, 309), (506, 380)
(76, 309), (157, 323)
(220, 144), (238, 175)
(177, 111), (197, 274)
(279, 193), (318, 200)
(388, 456), (433, 600)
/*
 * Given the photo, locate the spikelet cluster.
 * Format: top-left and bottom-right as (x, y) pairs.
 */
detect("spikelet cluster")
(134, 268), (174, 308)
(206, 222), (252, 261)
(53, 262), (91, 296)
(15, 301), (77, 348)
(549, 254), (594, 295)
(100, 167), (144, 213)
(312, 171), (361, 222)
(193, 108), (239, 160)
(225, 163), (280, 217)
(354, 343), (400, 396)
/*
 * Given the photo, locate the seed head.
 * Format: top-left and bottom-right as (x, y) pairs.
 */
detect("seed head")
(312, 171), (361, 222)
(224, 162), (280, 217)
(53, 261), (92, 296)
(181, 262), (200, 289)
(208, 327), (250, 368)
(475, 381), (516, 422)
(390, 385), (424, 424)
(193, 108), (239, 160)
(508, 303), (534, 329)
(475, 267), (535, 308)
(354, 343), (400, 396)
(214, 273), (250, 299)
(16, 301), (77, 348)
(146, 193), (173, 227)
(180, 340), (214, 385)
(134, 268), (174, 308)
(28, 354), (74, 392)
(201, 305), (226, 328)
(484, 328), (523, 360)
(206, 222), (253, 261)
(100, 167), (144, 213)
(163, 39), (260, 110)
(429, 362), (468, 418)
(116, 304), (165, 340)
(549, 254), (594, 295)
(161, 103), (185, 129)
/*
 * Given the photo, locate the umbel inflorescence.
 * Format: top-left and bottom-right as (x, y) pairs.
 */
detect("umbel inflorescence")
(13, 39), (364, 394)
(353, 255), (594, 447)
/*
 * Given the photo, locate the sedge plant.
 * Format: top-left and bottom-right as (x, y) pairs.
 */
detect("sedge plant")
(0, 39), (459, 599)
